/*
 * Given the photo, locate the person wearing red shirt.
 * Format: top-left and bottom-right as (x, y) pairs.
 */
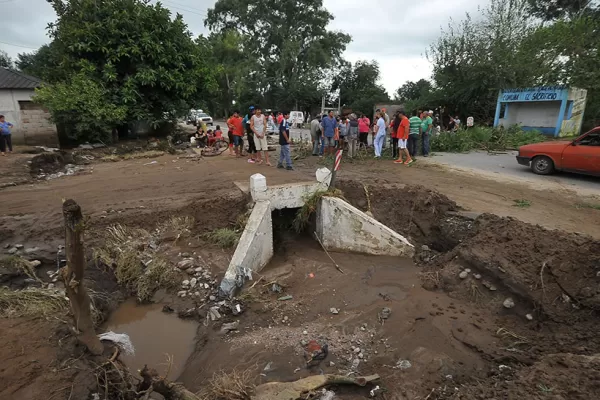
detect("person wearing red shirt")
(357, 114), (370, 148)
(394, 110), (413, 165)
(227, 110), (244, 157)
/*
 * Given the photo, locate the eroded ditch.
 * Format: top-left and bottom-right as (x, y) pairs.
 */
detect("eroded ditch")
(1, 179), (599, 399)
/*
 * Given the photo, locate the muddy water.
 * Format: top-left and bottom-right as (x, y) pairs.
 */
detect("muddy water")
(104, 299), (198, 379)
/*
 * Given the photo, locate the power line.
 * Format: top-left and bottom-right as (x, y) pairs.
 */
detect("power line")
(159, 1), (207, 17)
(0, 40), (40, 50)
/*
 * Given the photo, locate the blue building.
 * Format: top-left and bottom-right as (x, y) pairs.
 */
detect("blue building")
(494, 86), (587, 137)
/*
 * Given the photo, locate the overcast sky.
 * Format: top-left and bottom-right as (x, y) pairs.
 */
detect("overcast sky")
(1, 0), (489, 95)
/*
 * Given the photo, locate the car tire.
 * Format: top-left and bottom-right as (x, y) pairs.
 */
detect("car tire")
(531, 156), (554, 175)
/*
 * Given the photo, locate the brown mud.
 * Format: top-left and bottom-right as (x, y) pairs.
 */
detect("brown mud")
(1, 169), (600, 399)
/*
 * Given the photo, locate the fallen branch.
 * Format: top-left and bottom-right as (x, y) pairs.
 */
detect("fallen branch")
(139, 366), (199, 400)
(313, 231), (344, 274)
(253, 373), (379, 400)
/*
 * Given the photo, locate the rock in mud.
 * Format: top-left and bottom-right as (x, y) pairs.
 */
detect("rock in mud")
(459, 271), (469, 279)
(190, 278), (197, 288)
(209, 306), (222, 321)
(7, 247), (18, 254)
(395, 359), (412, 370)
(220, 321), (239, 334)
(379, 307), (392, 320)
(421, 245), (430, 252)
(351, 358), (360, 370)
(162, 305), (174, 313)
(482, 280), (497, 291)
(15, 244), (23, 249)
(209, 295), (216, 301)
(526, 313), (534, 321)
(177, 259), (194, 270)
(24, 247), (39, 254)
(177, 290), (187, 297)
(474, 274), (482, 280)
(503, 298), (515, 309)
(330, 307), (339, 315)
(182, 280), (190, 287)
(47, 283), (55, 289)
(178, 308), (197, 319)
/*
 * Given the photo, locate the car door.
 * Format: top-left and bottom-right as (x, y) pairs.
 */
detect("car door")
(561, 130), (600, 174)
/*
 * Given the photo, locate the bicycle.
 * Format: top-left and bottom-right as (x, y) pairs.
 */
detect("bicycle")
(200, 138), (230, 157)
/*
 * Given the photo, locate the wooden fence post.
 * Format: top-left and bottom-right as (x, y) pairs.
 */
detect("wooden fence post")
(62, 199), (104, 355)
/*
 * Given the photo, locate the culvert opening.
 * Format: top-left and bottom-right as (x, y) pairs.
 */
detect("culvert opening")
(271, 207), (309, 253)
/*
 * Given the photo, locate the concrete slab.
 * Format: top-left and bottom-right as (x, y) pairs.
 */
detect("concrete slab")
(316, 196), (414, 257)
(219, 200), (273, 297)
(250, 167), (332, 210)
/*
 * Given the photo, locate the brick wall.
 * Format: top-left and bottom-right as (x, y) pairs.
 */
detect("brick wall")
(19, 102), (58, 146)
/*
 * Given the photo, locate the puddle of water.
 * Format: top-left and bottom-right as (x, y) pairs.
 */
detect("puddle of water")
(104, 299), (198, 379)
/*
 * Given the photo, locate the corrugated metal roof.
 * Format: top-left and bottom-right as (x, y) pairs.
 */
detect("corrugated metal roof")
(0, 68), (41, 89)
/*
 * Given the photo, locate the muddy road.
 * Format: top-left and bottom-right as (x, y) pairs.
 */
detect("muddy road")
(1, 146), (600, 400)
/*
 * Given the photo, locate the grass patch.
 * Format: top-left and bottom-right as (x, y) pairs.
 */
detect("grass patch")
(293, 189), (345, 233)
(431, 126), (546, 153)
(203, 228), (241, 248)
(576, 202), (600, 210)
(513, 199), (532, 208)
(0, 287), (68, 318)
(94, 224), (179, 302)
(197, 368), (254, 400)
(157, 216), (195, 243)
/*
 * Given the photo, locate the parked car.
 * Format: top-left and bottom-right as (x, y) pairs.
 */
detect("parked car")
(516, 127), (600, 176)
(195, 112), (213, 127)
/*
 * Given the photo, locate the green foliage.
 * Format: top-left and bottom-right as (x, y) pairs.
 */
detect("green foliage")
(394, 79), (432, 103)
(527, 0), (594, 21)
(430, 126), (547, 153)
(333, 60), (390, 115)
(207, 0), (350, 111)
(0, 51), (13, 69)
(513, 199), (532, 208)
(34, 74), (127, 143)
(30, 0), (216, 143)
(203, 228), (241, 248)
(293, 189), (345, 233)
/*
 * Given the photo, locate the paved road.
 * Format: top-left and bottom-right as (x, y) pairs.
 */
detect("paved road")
(424, 150), (600, 197)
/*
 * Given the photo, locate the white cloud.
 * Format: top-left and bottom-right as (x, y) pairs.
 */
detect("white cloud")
(1, 0), (490, 95)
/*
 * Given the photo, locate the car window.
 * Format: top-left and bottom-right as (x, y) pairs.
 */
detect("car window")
(198, 113), (209, 117)
(578, 132), (600, 146)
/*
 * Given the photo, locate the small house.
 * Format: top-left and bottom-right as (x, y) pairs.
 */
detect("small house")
(0, 68), (58, 146)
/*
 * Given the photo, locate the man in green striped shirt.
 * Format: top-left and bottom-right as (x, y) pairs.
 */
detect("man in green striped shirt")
(408, 110), (421, 159)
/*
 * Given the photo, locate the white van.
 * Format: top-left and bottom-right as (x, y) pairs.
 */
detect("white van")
(289, 111), (304, 128)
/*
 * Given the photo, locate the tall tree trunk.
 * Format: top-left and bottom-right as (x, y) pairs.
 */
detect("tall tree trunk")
(62, 199), (104, 355)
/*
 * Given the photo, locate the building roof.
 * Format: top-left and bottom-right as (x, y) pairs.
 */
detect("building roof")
(0, 68), (41, 89)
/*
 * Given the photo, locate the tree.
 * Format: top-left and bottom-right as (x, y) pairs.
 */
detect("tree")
(34, 73), (127, 143)
(527, 0), (596, 21)
(427, 0), (549, 121)
(15, 45), (60, 79)
(37, 0), (215, 141)
(394, 79), (433, 102)
(206, 0), (350, 110)
(0, 51), (13, 69)
(332, 60), (389, 115)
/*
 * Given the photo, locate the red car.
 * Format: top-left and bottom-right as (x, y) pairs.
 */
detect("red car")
(516, 127), (600, 176)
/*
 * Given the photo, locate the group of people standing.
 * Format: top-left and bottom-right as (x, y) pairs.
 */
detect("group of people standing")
(226, 106), (293, 170)
(308, 108), (435, 162)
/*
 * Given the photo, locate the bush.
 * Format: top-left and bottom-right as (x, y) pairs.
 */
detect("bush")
(430, 126), (546, 153)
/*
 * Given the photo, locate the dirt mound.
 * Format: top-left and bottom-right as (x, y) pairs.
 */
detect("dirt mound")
(29, 152), (74, 176)
(338, 180), (459, 248)
(441, 353), (600, 399)
(433, 214), (600, 322)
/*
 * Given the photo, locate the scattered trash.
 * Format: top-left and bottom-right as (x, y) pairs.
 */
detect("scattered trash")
(319, 389), (336, 400)
(271, 283), (283, 293)
(308, 272), (315, 278)
(278, 295), (293, 301)
(220, 321), (239, 334)
(503, 298), (515, 309)
(370, 385), (381, 397)
(98, 331), (135, 355)
(305, 340), (329, 366)
(395, 359), (412, 370)
(330, 307), (339, 315)
(209, 306), (222, 321)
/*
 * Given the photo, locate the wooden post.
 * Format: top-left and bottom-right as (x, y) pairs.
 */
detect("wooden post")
(62, 199), (104, 355)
